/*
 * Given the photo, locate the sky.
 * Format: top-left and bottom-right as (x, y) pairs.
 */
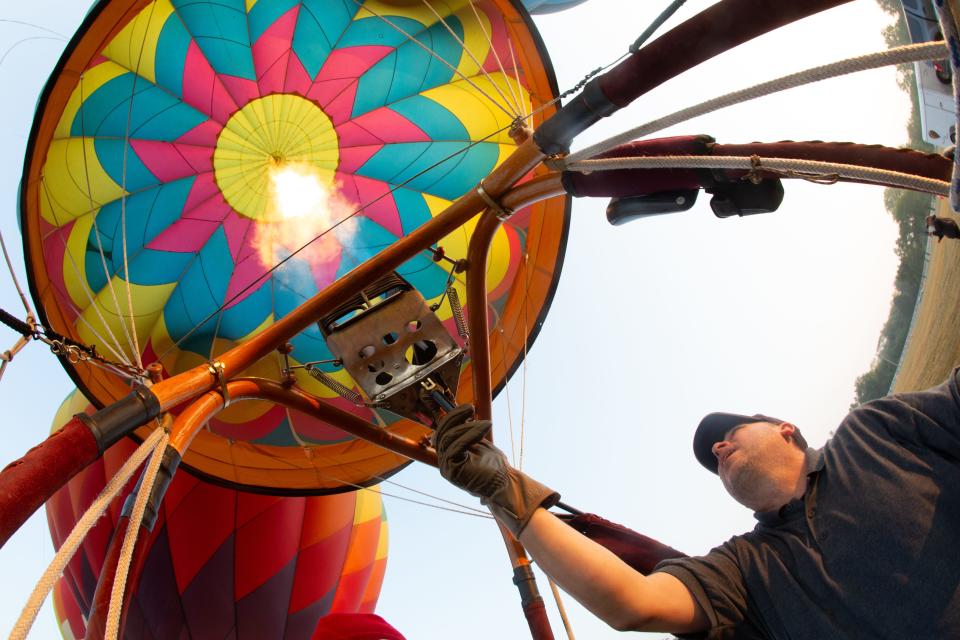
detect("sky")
(0, 0), (918, 638)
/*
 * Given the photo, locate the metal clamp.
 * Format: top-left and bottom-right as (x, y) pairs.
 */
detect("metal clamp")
(476, 183), (514, 222)
(208, 360), (230, 408)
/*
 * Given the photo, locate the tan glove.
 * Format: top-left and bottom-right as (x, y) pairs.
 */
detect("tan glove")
(435, 404), (559, 537)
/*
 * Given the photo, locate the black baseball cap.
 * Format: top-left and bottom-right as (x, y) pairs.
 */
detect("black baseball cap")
(694, 412), (800, 474)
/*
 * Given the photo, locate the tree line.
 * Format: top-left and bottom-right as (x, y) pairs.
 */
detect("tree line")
(852, 0), (936, 405)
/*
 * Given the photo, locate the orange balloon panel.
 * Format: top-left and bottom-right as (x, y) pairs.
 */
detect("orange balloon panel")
(47, 396), (388, 639)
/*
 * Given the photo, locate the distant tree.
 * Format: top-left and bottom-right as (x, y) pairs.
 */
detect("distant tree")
(851, 1), (937, 407)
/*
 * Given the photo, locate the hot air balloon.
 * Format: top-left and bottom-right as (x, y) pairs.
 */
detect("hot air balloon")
(46, 390), (389, 639)
(20, 0), (569, 494)
(521, 0), (591, 14)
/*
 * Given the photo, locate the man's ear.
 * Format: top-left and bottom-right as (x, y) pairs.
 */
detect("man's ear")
(778, 422), (797, 442)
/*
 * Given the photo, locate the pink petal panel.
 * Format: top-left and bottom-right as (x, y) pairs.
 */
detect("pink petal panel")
(146, 217), (221, 253)
(183, 194), (233, 223)
(41, 219), (77, 322)
(313, 46), (393, 82)
(252, 5), (300, 94)
(183, 172), (221, 212)
(129, 140), (213, 183)
(223, 253), (270, 309)
(176, 120), (222, 148)
(182, 42), (241, 124)
(222, 213), (255, 261)
(352, 174), (402, 238)
(349, 107), (430, 145)
(289, 400), (374, 443)
(283, 52), (313, 97)
(335, 121), (385, 148)
(338, 145), (383, 175)
(218, 75), (261, 111)
(307, 79), (358, 126)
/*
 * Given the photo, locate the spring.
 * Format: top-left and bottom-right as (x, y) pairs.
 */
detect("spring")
(308, 367), (363, 405)
(447, 287), (469, 339)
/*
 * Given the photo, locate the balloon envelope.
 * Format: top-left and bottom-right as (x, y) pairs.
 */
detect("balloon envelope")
(22, 0), (569, 493)
(47, 390), (389, 640)
(522, 0), (591, 14)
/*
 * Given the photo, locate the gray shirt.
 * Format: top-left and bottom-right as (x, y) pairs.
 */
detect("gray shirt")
(656, 370), (960, 639)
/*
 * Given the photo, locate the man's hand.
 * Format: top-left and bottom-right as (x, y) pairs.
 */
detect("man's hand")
(435, 404), (560, 536)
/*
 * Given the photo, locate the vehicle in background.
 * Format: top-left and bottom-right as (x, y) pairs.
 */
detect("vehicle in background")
(900, 0), (956, 146)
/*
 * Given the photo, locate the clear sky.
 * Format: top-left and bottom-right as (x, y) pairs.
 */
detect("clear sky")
(0, 1), (914, 638)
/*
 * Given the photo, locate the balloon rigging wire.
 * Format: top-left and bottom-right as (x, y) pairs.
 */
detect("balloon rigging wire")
(72, 72), (141, 369)
(418, 0), (523, 116)
(350, 0), (520, 120)
(0, 36), (67, 69)
(465, 0), (525, 114)
(564, 41), (951, 165)
(116, 2), (161, 374)
(0, 232), (33, 318)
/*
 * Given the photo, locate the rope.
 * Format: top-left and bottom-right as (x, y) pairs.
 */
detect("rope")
(565, 41), (950, 165)
(565, 155), (951, 196)
(933, 0), (960, 212)
(9, 428), (166, 640)
(548, 578), (576, 640)
(105, 430), (169, 640)
(0, 232), (33, 318)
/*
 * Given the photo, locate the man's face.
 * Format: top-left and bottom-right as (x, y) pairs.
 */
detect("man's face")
(712, 421), (799, 511)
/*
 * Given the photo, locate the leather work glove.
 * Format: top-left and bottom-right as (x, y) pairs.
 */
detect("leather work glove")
(434, 404), (560, 537)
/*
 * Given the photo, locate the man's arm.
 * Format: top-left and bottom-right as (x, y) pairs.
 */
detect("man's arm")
(520, 508), (708, 634)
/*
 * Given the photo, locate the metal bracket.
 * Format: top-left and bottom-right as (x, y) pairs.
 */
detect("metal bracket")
(476, 183), (514, 222)
(208, 360), (230, 408)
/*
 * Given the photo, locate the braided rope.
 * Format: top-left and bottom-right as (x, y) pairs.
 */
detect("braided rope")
(105, 430), (169, 640)
(9, 428), (166, 640)
(565, 155), (950, 196)
(565, 42), (949, 165)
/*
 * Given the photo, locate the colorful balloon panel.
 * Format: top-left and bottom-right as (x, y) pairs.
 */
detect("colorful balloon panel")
(46, 392), (389, 639)
(22, 0), (568, 492)
(521, 0), (591, 14)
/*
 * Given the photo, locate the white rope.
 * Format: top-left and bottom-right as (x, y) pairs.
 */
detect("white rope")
(565, 41), (950, 165)
(9, 427), (166, 640)
(105, 430), (169, 640)
(548, 577), (576, 640)
(566, 155), (950, 197)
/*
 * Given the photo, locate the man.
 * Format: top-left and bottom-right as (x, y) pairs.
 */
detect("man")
(435, 369), (960, 638)
(926, 214), (960, 242)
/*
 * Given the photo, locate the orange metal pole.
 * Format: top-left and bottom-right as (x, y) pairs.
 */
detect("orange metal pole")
(150, 138), (545, 414)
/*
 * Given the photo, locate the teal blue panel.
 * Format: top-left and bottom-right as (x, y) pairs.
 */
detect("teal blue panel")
(294, 0), (360, 78)
(248, 0), (299, 43)
(389, 95), (468, 141)
(352, 60), (396, 117)
(73, 75), (207, 140)
(216, 278), (272, 338)
(126, 249), (195, 286)
(155, 14), (191, 98)
(397, 253), (447, 300)
(393, 188), (432, 235)
(71, 73), (136, 137)
(385, 19), (461, 104)
(171, 0), (255, 80)
(94, 139), (161, 192)
(164, 226), (232, 354)
(356, 141), (497, 201)
(415, 142), (499, 200)
(86, 178), (194, 286)
(335, 217), (395, 279)
(339, 15), (424, 49)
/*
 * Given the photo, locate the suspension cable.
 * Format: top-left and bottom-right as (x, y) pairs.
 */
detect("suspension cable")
(565, 41), (950, 165)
